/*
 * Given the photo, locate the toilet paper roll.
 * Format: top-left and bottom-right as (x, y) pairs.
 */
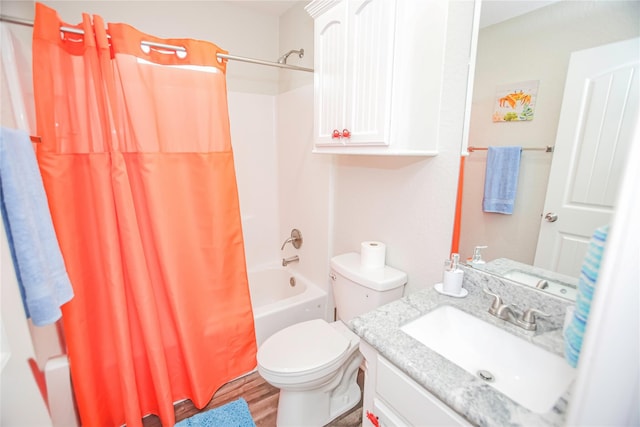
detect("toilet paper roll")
(361, 241), (386, 269)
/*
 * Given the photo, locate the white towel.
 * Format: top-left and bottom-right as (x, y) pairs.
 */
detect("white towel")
(0, 127), (73, 326)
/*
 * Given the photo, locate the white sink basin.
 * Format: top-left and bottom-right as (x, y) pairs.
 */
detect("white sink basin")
(400, 305), (575, 413)
(503, 270), (577, 300)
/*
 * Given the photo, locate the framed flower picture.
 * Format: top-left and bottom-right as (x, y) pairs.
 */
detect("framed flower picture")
(492, 80), (539, 122)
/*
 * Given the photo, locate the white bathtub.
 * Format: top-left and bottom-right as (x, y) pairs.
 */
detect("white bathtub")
(248, 266), (328, 346)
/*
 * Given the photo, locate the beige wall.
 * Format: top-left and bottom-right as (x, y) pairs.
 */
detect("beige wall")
(459, 0), (640, 265)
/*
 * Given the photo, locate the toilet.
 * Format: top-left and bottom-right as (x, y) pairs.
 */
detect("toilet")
(257, 252), (407, 426)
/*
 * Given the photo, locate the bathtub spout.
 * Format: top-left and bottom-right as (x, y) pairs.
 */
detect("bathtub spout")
(282, 255), (299, 266)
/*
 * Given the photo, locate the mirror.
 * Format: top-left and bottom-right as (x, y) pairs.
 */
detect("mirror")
(457, 1), (640, 300)
(474, 257), (578, 300)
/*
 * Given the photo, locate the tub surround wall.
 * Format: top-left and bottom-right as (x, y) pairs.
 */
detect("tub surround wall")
(276, 85), (333, 313)
(276, 4), (333, 313)
(228, 92), (280, 270)
(350, 267), (573, 427)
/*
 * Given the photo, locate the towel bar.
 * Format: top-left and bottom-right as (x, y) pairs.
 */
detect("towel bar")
(468, 145), (553, 153)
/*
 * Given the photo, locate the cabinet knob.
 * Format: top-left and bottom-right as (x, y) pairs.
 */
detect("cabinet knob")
(342, 128), (351, 138)
(332, 129), (341, 139)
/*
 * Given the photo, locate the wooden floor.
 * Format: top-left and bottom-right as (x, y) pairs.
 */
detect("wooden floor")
(142, 370), (364, 427)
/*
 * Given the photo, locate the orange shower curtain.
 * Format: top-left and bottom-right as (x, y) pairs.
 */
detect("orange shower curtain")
(32, 4), (256, 426)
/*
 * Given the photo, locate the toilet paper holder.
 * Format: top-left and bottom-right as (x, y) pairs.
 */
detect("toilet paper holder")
(281, 229), (303, 250)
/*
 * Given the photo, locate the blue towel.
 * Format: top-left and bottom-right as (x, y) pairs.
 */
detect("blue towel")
(564, 225), (609, 368)
(482, 146), (522, 214)
(176, 398), (256, 427)
(0, 127), (73, 326)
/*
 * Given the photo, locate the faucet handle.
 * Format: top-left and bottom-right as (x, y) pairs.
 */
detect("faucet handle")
(280, 228), (303, 250)
(517, 308), (551, 331)
(471, 245), (488, 263)
(521, 308), (550, 323)
(482, 287), (503, 314)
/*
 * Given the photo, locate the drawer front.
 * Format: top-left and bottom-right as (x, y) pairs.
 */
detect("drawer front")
(372, 397), (410, 427)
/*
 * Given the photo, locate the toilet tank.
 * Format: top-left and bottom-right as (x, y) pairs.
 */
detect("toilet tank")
(330, 252), (407, 322)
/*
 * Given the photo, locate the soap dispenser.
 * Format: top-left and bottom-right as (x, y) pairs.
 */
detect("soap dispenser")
(468, 245), (488, 266)
(441, 253), (465, 296)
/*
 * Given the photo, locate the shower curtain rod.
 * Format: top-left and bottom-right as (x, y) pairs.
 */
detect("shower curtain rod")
(0, 14), (314, 73)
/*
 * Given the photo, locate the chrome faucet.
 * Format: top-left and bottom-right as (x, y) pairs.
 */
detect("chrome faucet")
(282, 255), (299, 266)
(281, 229), (303, 250)
(483, 287), (550, 331)
(536, 279), (549, 290)
(495, 303), (519, 322)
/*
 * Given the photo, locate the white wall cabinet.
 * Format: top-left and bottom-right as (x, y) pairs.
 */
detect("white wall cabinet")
(306, 0), (475, 156)
(359, 341), (472, 427)
(308, 0), (395, 148)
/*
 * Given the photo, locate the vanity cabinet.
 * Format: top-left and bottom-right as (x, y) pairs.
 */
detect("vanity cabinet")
(305, 0), (478, 156)
(360, 341), (472, 427)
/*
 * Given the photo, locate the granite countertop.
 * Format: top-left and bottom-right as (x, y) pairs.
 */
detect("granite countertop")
(349, 266), (574, 427)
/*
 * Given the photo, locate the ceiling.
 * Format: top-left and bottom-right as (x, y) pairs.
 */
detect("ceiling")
(479, 1), (559, 28)
(222, 1), (300, 16)
(222, 0), (559, 27)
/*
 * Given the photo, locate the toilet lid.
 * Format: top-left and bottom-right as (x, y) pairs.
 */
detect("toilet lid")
(258, 319), (350, 374)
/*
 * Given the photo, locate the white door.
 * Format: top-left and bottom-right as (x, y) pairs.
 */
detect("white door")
(534, 37), (639, 277)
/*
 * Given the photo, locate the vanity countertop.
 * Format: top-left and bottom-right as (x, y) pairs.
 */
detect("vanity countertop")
(349, 268), (574, 427)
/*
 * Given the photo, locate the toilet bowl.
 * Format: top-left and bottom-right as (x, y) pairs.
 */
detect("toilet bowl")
(257, 252), (407, 427)
(258, 319), (362, 426)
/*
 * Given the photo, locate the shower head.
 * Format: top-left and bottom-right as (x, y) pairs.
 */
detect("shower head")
(277, 48), (304, 64)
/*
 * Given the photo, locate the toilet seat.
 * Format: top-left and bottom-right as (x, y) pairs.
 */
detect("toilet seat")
(257, 319), (353, 382)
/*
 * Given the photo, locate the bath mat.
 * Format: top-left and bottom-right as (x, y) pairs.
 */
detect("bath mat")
(175, 398), (256, 427)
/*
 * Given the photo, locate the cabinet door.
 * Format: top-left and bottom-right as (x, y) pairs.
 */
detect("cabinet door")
(344, 0), (396, 145)
(314, 2), (348, 146)
(376, 357), (472, 426)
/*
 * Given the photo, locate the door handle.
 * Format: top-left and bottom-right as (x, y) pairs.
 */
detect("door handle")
(544, 212), (558, 222)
